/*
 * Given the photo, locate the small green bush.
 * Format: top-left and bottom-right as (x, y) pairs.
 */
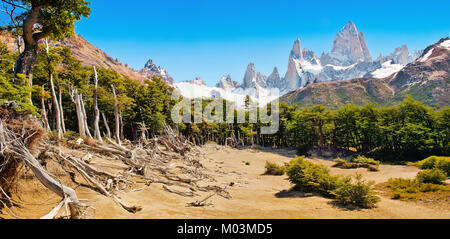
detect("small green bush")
(416, 156), (450, 177)
(264, 162), (285, 175)
(351, 156), (380, 166)
(333, 174), (380, 208)
(286, 157), (380, 208)
(286, 156), (340, 195)
(416, 156), (438, 169)
(416, 168), (447, 184)
(436, 159), (450, 177)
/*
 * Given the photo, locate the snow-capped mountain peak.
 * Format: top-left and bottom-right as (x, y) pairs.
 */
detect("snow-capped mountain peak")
(138, 59), (174, 85)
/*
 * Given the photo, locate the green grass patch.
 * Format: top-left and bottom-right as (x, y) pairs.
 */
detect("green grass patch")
(381, 178), (450, 201)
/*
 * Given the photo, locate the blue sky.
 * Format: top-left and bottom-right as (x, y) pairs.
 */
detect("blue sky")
(74, 0), (450, 86)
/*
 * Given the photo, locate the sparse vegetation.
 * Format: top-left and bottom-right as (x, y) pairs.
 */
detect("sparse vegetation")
(351, 156), (380, 166)
(416, 156), (450, 177)
(383, 178), (449, 200)
(333, 174), (380, 208)
(286, 156), (380, 208)
(264, 162), (285, 175)
(381, 164), (449, 201)
(416, 168), (447, 184)
(333, 157), (380, 172)
(286, 156), (340, 196)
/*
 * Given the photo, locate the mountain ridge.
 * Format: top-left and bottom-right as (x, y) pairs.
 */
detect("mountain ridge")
(281, 37), (450, 108)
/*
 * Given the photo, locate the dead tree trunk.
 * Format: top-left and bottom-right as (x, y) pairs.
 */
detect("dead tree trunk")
(93, 66), (102, 142)
(80, 94), (92, 138)
(40, 85), (50, 130)
(58, 85), (66, 133)
(111, 85), (121, 145)
(71, 89), (86, 138)
(102, 112), (111, 138)
(0, 119), (83, 219)
(45, 39), (62, 139)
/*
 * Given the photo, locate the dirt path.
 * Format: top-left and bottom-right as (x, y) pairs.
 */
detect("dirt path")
(2, 144), (449, 219)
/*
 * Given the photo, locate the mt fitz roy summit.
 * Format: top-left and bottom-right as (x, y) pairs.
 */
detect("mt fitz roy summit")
(151, 21), (422, 105)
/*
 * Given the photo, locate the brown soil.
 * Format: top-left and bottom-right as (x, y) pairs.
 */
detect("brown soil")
(1, 143), (449, 219)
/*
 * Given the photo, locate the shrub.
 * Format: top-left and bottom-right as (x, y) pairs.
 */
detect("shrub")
(416, 156), (438, 169)
(367, 165), (380, 172)
(332, 158), (347, 167)
(351, 156), (381, 166)
(386, 177), (449, 200)
(333, 174), (380, 208)
(264, 162), (285, 175)
(417, 156), (450, 177)
(416, 168), (447, 184)
(63, 130), (79, 140)
(286, 156), (340, 195)
(436, 159), (450, 177)
(334, 157), (380, 172)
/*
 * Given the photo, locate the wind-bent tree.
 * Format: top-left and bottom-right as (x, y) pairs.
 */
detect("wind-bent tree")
(0, 0), (90, 79)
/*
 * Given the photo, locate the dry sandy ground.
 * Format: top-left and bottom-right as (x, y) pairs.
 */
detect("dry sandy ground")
(2, 144), (449, 219)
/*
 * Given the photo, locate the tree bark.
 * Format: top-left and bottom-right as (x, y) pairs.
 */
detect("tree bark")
(45, 39), (62, 139)
(72, 89), (86, 138)
(111, 85), (121, 145)
(58, 85), (66, 133)
(14, 5), (48, 78)
(40, 85), (50, 130)
(102, 112), (111, 138)
(92, 66), (102, 142)
(80, 94), (92, 138)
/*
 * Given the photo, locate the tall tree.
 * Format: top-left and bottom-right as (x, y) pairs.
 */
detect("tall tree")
(0, 0), (90, 79)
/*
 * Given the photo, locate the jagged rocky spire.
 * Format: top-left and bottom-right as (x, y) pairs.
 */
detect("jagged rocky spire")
(325, 21), (372, 65)
(290, 38), (303, 59)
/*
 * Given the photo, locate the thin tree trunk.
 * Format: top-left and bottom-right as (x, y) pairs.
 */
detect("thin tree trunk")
(43, 47), (61, 140)
(119, 112), (124, 140)
(44, 39), (62, 139)
(102, 112), (112, 138)
(111, 85), (121, 145)
(58, 85), (66, 133)
(80, 94), (92, 138)
(72, 89), (86, 138)
(92, 66), (102, 142)
(40, 85), (50, 130)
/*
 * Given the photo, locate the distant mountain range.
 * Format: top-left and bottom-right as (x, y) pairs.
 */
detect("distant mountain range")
(170, 21), (430, 105)
(281, 37), (450, 108)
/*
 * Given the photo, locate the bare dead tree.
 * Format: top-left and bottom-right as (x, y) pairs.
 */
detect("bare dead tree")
(79, 94), (92, 138)
(70, 88), (86, 138)
(92, 66), (102, 142)
(40, 85), (50, 130)
(44, 39), (62, 139)
(58, 85), (66, 133)
(102, 112), (111, 139)
(111, 84), (121, 145)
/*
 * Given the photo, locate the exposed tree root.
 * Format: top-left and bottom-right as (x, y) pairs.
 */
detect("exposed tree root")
(0, 104), (230, 219)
